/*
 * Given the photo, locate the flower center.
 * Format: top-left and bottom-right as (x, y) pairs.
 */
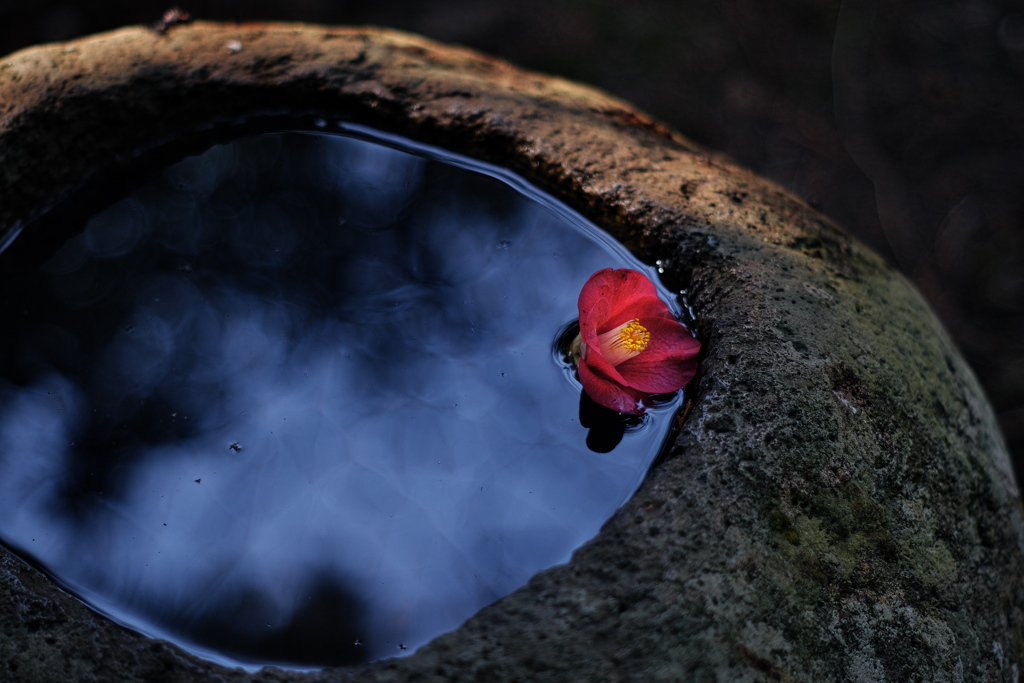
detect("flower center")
(596, 318), (650, 366)
(617, 319), (650, 352)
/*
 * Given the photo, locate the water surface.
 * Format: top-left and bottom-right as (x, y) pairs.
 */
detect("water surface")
(0, 126), (684, 668)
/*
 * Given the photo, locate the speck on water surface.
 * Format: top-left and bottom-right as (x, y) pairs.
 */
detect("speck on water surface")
(0, 126), (685, 669)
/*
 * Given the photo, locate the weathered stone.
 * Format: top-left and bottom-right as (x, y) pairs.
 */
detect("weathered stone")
(0, 22), (1021, 682)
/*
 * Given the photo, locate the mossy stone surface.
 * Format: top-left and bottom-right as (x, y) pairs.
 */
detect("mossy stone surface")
(0, 22), (1021, 682)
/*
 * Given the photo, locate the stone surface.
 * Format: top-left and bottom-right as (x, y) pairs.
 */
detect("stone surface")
(0, 22), (1021, 682)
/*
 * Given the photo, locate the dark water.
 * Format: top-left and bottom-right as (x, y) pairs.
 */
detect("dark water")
(0, 125), (685, 669)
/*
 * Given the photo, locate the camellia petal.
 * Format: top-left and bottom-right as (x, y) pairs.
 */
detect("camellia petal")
(579, 338), (633, 390)
(579, 297), (670, 347)
(577, 360), (647, 415)
(578, 271), (675, 335)
(577, 268), (659, 321)
(617, 320), (700, 393)
(573, 268), (701, 414)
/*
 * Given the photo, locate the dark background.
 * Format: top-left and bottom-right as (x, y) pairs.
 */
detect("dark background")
(2, 0), (1023, 479)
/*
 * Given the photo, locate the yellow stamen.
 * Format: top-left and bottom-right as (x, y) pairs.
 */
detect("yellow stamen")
(597, 318), (650, 366)
(618, 319), (650, 352)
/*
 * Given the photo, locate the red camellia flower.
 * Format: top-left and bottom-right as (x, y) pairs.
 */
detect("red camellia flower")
(572, 268), (700, 415)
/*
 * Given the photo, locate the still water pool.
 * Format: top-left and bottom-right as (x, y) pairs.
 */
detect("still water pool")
(0, 125), (685, 668)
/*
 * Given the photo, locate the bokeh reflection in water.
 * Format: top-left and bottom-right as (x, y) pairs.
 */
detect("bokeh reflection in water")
(0, 128), (683, 668)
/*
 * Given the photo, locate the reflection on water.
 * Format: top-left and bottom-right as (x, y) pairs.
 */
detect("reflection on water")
(0, 128), (683, 668)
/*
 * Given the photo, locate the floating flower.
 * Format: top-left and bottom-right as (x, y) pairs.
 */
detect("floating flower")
(571, 268), (700, 415)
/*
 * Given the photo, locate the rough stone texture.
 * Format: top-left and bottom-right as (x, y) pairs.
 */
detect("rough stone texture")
(0, 22), (1021, 683)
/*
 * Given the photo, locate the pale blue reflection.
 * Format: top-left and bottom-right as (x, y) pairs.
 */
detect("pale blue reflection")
(0, 130), (680, 668)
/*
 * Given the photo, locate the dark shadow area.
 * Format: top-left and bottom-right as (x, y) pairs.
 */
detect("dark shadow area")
(181, 574), (370, 668)
(578, 391), (627, 453)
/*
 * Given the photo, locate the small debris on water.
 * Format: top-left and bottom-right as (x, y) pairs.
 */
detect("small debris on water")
(194, 478), (201, 483)
(224, 40), (242, 53)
